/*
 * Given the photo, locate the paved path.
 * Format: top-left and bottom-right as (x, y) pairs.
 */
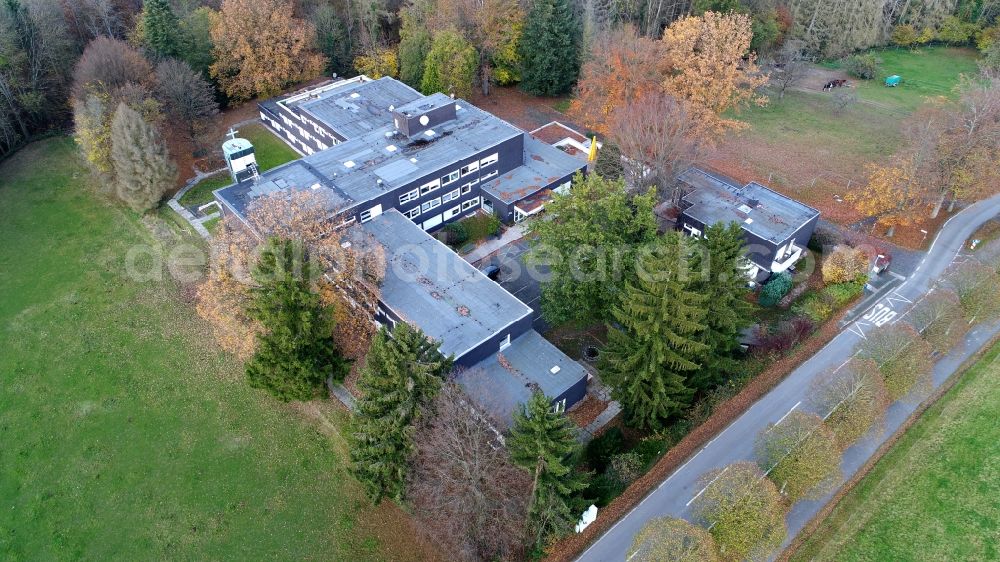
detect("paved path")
(462, 223), (527, 264)
(577, 192), (1000, 561)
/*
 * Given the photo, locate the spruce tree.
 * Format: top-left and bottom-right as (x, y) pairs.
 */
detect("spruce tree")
(142, 0), (181, 59)
(508, 392), (588, 550)
(109, 102), (175, 212)
(691, 222), (755, 392)
(599, 233), (709, 430)
(518, 0), (582, 96)
(245, 237), (347, 401)
(350, 323), (453, 504)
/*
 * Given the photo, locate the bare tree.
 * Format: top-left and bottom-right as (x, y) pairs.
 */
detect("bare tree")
(755, 410), (842, 502)
(830, 90), (858, 115)
(408, 382), (532, 561)
(857, 323), (933, 401)
(808, 358), (889, 449)
(154, 59), (219, 147)
(609, 91), (709, 203)
(72, 36), (153, 99)
(629, 516), (720, 562)
(907, 289), (969, 352)
(768, 40), (811, 100)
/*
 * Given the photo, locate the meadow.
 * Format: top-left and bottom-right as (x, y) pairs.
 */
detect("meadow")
(0, 139), (430, 561)
(792, 339), (1000, 561)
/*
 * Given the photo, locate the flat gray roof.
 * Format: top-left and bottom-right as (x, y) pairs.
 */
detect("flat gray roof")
(481, 136), (586, 204)
(358, 210), (532, 360)
(285, 77), (422, 138)
(458, 330), (588, 427)
(678, 167), (819, 244)
(220, 94), (524, 217)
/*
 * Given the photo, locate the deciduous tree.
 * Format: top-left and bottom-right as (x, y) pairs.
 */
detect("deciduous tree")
(769, 40), (811, 99)
(421, 29), (477, 98)
(944, 261), (1000, 324)
(809, 359), (889, 448)
(244, 237), (347, 401)
(600, 233), (709, 429)
(72, 36), (153, 100)
(353, 45), (398, 78)
(907, 289), (969, 352)
(210, 0), (326, 101)
(609, 91), (709, 202)
(350, 323), (452, 504)
(755, 410), (841, 502)
(409, 382), (531, 561)
(109, 102), (175, 212)
(822, 245), (869, 284)
(690, 462), (786, 562)
(154, 59), (219, 146)
(518, 0), (581, 96)
(858, 323), (933, 401)
(848, 158), (922, 237)
(508, 391), (588, 550)
(528, 173), (657, 326)
(628, 516), (720, 562)
(661, 11), (768, 134)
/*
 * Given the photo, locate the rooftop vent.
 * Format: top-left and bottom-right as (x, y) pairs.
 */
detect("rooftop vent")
(745, 218), (754, 224)
(424, 129), (436, 137)
(350, 92), (360, 99)
(550, 366), (561, 374)
(386, 144), (397, 152)
(738, 204), (753, 214)
(344, 160), (355, 168)
(310, 182), (321, 190)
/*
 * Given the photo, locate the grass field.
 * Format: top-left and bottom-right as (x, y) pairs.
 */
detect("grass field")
(178, 172), (231, 209)
(0, 139), (430, 561)
(825, 46), (981, 112)
(792, 339), (1000, 561)
(239, 123), (299, 171)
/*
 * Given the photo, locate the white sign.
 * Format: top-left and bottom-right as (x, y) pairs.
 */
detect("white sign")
(575, 504), (598, 533)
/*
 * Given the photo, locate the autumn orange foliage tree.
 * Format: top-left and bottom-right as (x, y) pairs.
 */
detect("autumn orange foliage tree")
(196, 190), (386, 361)
(571, 13), (767, 137)
(848, 158), (923, 237)
(210, 0), (327, 101)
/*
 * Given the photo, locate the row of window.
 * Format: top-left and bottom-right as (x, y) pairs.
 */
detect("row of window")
(411, 197), (482, 230)
(403, 185), (477, 221)
(396, 152), (499, 206)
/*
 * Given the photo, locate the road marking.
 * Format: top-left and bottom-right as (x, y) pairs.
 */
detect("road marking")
(774, 400), (801, 426)
(686, 466), (730, 507)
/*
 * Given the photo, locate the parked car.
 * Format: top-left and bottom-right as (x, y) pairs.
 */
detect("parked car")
(872, 253), (891, 275)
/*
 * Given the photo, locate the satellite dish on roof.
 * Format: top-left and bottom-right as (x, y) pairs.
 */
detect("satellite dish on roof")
(389, 105), (394, 112)
(419, 115), (430, 126)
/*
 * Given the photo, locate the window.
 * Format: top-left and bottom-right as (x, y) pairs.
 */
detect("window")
(339, 216), (356, 228)
(404, 207), (421, 220)
(499, 333), (511, 351)
(461, 184), (473, 195)
(551, 399), (566, 414)
(462, 197), (480, 212)
(359, 204), (383, 223)
(442, 188), (460, 203)
(419, 179), (440, 195)
(460, 161), (479, 176)
(421, 197), (441, 213)
(399, 188), (419, 205)
(443, 205), (461, 220)
(479, 153), (498, 168)
(481, 169), (498, 181)
(441, 169), (460, 186)
(422, 213), (442, 230)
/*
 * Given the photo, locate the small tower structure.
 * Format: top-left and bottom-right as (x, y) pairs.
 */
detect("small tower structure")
(222, 128), (258, 183)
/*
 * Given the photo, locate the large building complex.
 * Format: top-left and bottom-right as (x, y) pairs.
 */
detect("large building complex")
(213, 76), (591, 425)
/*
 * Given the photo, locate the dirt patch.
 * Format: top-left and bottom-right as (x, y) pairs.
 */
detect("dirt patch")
(567, 395), (609, 428)
(470, 86), (582, 133)
(799, 66), (854, 92)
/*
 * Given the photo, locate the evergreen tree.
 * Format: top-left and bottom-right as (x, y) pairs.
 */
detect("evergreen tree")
(600, 233), (709, 430)
(421, 30), (478, 99)
(592, 141), (624, 180)
(245, 238), (346, 401)
(508, 392), (588, 550)
(142, 0), (181, 59)
(109, 102), (175, 212)
(518, 0), (581, 96)
(691, 222), (754, 392)
(350, 323), (453, 504)
(312, 4), (353, 77)
(398, 7), (432, 88)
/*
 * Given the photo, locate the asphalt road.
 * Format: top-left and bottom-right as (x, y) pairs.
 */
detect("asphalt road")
(577, 192), (1000, 562)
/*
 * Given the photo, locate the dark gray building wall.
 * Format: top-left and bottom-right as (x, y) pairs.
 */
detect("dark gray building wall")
(553, 375), (588, 411)
(258, 102), (343, 155)
(453, 313), (534, 369)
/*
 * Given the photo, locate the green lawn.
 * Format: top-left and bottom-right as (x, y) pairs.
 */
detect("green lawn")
(178, 172), (232, 209)
(239, 123), (299, 172)
(0, 139), (421, 561)
(792, 340), (1000, 561)
(825, 46), (981, 113)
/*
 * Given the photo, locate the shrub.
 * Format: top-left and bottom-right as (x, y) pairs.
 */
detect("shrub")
(464, 213), (501, 241)
(795, 294), (834, 323)
(822, 245), (869, 284)
(824, 281), (864, 306)
(442, 222), (469, 245)
(891, 24), (918, 47)
(632, 437), (669, 468)
(584, 427), (624, 472)
(937, 15), (978, 45)
(587, 473), (624, 506)
(843, 53), (880, 79)
(754, 316), (815, 356)
(607, 451), (643, 487)
(759, 272), (792, 307)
